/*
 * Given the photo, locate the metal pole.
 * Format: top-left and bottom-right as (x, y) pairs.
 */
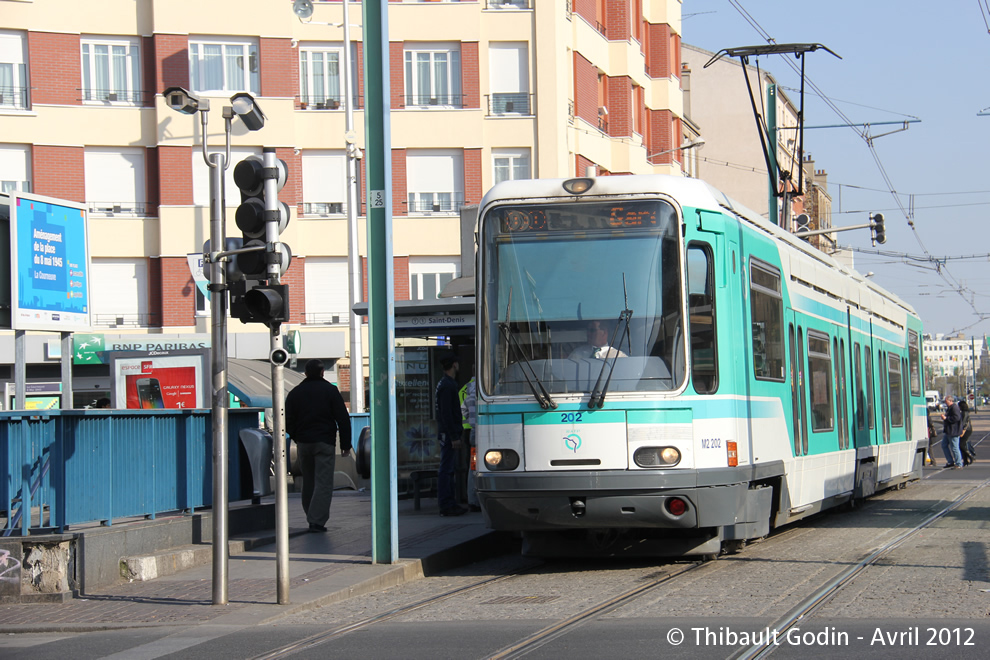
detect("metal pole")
(14, 330), (25, 410)
(262, 147), (291, 604)
(60, 332), (72, 409)
(207, 146), (230, 606)
(362, 0), (397, 564)
(767, 84), (779, 226)
(343, 0), (365, 414)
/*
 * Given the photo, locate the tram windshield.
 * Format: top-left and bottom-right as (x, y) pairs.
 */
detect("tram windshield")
(481, 198), (685, 398)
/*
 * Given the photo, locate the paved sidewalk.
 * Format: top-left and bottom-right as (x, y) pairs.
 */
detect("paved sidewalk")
(0, 491), (509, 633)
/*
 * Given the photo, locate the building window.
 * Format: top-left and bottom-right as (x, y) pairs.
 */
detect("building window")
(750, 260), (785, 381)
(189, 38), (259, 94)
(0, 30), (28, 109)
(0, 143), (31, 193)
(90, 258), (150, 328)
(302, 150), (348, 216)
(404, 44), (461, 107)
(488, 42), (529, 114)
(84, 148), (147, 216)
(410, 258), (458, 301)
(406, 149), (463, 214)
(300, 47), (342, 109)
(492, 148), (530, 185)
(81, 37), (141, 104)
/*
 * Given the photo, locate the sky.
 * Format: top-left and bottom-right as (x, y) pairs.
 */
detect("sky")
(681, 1), (990, 339)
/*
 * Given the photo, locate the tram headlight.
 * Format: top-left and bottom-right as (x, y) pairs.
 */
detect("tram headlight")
(633, 446), (681, 468)
(562, 177), (594, 194)
(484, 449), (520, 471)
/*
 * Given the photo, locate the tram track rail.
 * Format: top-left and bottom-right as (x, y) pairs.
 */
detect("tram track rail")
(249, 562), (544, 660)
(251, 462), (984, 660)
(727, 475), (990, 660)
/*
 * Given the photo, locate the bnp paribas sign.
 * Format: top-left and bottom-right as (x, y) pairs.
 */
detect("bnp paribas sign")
(73, 333), (210, 365)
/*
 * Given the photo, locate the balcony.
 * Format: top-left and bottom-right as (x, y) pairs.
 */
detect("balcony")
(406, 195), (465, 214)
(302, 202), (345, 216)
(87, 201), (150, 217)
(80, 88), (149, 105)
(487, 93), (532, 116)
(484, 0), (531, 8)
(305, 311), (351, 326)
(92, 312), (161, 329)
(403, 93), (463, 109)
(0, 84), (29, 110)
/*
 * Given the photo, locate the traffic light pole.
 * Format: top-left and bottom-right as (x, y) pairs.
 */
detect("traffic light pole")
(262, 147), (291, 604)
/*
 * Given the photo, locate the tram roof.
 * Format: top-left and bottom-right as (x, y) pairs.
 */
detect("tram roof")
(480, 175), (918, 322)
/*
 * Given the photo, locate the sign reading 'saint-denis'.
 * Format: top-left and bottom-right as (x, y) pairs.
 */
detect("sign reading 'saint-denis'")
(10, 191), (91, 332)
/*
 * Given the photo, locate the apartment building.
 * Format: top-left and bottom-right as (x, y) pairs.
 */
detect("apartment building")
(0, 0), (687, 408)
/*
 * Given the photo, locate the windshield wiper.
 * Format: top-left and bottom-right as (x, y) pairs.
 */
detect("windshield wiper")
(589, 276), (634, 409)
(499, 289), (557, 410)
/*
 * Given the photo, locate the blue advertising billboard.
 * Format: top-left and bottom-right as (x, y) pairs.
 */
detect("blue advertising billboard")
(10, 191), (91, 331)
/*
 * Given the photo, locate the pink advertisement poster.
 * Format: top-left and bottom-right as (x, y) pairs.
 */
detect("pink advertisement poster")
(110, 350), (208, 410)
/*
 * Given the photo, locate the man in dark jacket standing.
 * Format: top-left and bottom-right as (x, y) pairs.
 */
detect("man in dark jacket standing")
(940, 394), (963, 469)
(285, 359), (352, 532)
(435, 354), (466, 516)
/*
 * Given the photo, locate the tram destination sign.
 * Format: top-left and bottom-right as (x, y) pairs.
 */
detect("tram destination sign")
(495, 199), (674, 234)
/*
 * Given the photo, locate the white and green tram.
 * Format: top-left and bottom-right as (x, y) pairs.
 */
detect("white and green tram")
(474, 174), (926, 557)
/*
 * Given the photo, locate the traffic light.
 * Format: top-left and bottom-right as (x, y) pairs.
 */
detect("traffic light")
(871, 212), (886, 246)
(794, 213), (810, 238)
(230, 149), (292, 327)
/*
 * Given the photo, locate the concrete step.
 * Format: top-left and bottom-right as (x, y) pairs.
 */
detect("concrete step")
(119, 528), (309, 582)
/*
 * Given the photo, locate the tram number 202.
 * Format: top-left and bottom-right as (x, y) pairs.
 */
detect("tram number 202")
(701, 438), (722, 449)
(560, 412), (583, 423)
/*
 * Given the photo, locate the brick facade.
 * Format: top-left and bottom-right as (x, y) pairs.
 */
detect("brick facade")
(461, 42), (479, 109)
(573, 51), (599, 127)
(160, 256), (195, 327)
(260, 38), (297, 98)
(157, 146), (194, 206)
(391, 148), (407, 216)
(390, 42), (405, 108)
(361, 256), (413, 302)
(464, 148), (482, 205)
(32, 145), (84, 202)
(27, 32), (81, 106)
(607, 75), (632, 138)
(154, 34), (190, 92)
(282, 255), (306, 326)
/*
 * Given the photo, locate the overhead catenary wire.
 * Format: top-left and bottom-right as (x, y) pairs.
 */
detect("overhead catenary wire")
(726, 0), (985, 331)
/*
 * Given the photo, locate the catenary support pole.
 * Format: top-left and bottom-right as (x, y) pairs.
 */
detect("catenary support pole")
(343, 0), (365, 415)
(207, 149), (230, 605)
(362, 0), (398, 564)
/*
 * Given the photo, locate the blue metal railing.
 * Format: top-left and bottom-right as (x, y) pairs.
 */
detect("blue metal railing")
(1, 408), (262, 535)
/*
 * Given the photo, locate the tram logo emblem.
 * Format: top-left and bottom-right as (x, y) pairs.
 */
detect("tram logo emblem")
(564, 433), (582, 453)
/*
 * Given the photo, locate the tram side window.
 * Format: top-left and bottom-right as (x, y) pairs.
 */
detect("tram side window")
(750, 260), (785, 381)
(888, 353), (904, 427)
(908, 330), (921, 396)
(807, 331), (834, 432)
(855, 343), (865, 431)
(688, 244), (717, 394)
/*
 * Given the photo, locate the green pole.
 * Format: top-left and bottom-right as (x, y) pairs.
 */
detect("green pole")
(362, 0), (397, 563)
(767, 83), (779, 226)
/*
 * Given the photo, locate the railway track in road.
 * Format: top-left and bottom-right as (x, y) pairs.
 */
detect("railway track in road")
(253, 465), (988, 660)
(727, 475), (990, 660)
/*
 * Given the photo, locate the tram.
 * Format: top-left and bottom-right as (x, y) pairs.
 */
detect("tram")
(473, 174), (926, 557)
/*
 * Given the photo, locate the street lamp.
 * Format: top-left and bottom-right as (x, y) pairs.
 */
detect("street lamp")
(647, 137), (706, 160)
(161, 86), (265, 606)
(293, 0), (365, 414)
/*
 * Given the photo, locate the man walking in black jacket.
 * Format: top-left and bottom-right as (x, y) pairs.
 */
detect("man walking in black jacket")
(286, 359), (352, 532)
(435, 353), (466, 517)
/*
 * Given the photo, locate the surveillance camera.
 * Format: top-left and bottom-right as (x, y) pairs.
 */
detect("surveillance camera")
(270, 348), (290, 366)
(163, 86), (201, 115)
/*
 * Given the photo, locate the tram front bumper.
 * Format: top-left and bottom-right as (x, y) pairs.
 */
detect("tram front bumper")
(476, 470), (753, 532)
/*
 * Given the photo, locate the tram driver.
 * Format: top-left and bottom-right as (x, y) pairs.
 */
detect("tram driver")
(568, 320), (628, 361)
